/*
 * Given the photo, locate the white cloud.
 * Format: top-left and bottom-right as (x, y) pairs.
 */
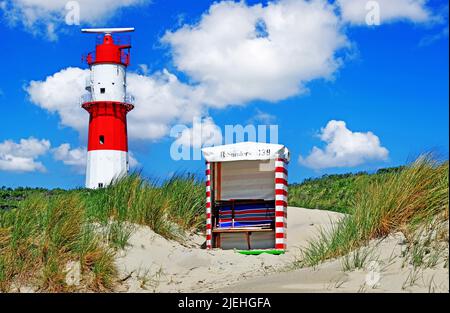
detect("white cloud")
(27, 68), (207, 141)
(25, 0), (436, 151)
(173, 117), (223, 149)
(162, 0), (349, 106)
(248, 109), (277, 124)
(52, 143), (139, 172)
(128, 151), (140, 168)
(127, 69), (206, 140)
(27, 67), (88, 134)
(0, 0), (148, 40)
(337, 0), (432, 25)
(0, 137), (50, 172)
(299, 120), (389, 169)
(138, 64), (150, 75)
(52, 143), (86, 173)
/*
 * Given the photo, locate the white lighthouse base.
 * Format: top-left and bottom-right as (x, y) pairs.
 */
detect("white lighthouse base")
(85, 150), (129, 189)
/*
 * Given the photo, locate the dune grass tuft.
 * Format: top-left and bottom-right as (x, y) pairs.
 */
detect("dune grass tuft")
(298, 155), (449, 268)
(0, 193), (115, 292)
(82, 173), (204, 240)
(0, 173), (204, 292)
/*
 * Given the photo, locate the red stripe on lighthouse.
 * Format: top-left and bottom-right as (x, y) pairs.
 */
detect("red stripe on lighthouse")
(82, 102), (133, 152)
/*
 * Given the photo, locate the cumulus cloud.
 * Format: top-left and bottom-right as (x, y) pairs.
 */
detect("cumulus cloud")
(0, 137), (141, 173)
(126, 70), (206, 140)
(27, 67), (88, 134)
(248, 109), (277, 124)
(163, 0), (349, 106)
(337, 0), (432, 25)
(25, 0), (437, 151)
(25, 0), (351, 144)
(128, 151), (140, 168)
(52, 143), (86, 173)
(0, 0), (149, 40)
(27, 68), (206, 141)
(0, 137), (50, 172)
(299, 120), (389, 169)
(52, 143), (139, 172)
(138, 64), (150, 75)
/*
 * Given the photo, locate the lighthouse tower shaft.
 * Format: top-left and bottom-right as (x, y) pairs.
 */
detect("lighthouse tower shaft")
(81, 31), (134, 189)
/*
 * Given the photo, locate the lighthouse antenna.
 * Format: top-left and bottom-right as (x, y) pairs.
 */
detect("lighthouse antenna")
(81, 27), (134, 34)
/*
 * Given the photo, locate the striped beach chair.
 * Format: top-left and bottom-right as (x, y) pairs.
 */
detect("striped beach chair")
(216, 200), (275, 228)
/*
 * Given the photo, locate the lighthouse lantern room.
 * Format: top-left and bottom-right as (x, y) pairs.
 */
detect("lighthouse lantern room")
(80, 28), (135, 189)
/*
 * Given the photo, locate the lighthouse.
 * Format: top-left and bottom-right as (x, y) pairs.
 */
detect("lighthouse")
(80, 28), (135, 189)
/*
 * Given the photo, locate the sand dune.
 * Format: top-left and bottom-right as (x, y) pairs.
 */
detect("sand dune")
(114, 207), (448, 293)
(217, 232), (449, 293)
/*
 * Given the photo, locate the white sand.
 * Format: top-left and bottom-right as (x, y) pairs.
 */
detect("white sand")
(115, 207), (449, 293)
(217, 232), (449, 293)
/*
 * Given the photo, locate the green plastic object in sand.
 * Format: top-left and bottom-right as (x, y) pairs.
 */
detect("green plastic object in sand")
(237, 249), (285, 255)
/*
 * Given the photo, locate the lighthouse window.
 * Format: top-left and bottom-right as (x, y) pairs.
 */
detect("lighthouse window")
(99, 135), (105, 145)
(100, 87), (106, 94)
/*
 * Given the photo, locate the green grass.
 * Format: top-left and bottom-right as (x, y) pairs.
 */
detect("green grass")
(289, 166), (405, 213)
(0, 186), (66, 211)
(340, 246), (376, 272)
(1, 156), (447, 291)
(0, 173), (204, 292)
(297, 155), (449, 268)
(0, 193), (116, 292)
(82, 173), (204, 240)
(401, 218), (449, 269)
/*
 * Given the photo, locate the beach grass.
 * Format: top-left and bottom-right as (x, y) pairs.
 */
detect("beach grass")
(297, 155), (449, 268)
(1, 155), (447, 291)
(0, 174), (204, 292)
(0, 193), (115, 292)
(289, 166), (406, 214)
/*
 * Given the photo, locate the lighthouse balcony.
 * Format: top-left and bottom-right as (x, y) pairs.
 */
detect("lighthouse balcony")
(80, 93), (135, 106)
(82, 48), (130, 66)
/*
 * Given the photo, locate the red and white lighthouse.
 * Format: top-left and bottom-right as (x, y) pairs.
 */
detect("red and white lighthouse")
(80, 28), (135, 189)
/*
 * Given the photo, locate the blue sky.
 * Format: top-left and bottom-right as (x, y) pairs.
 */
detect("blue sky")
(0, 0), (448, 189)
